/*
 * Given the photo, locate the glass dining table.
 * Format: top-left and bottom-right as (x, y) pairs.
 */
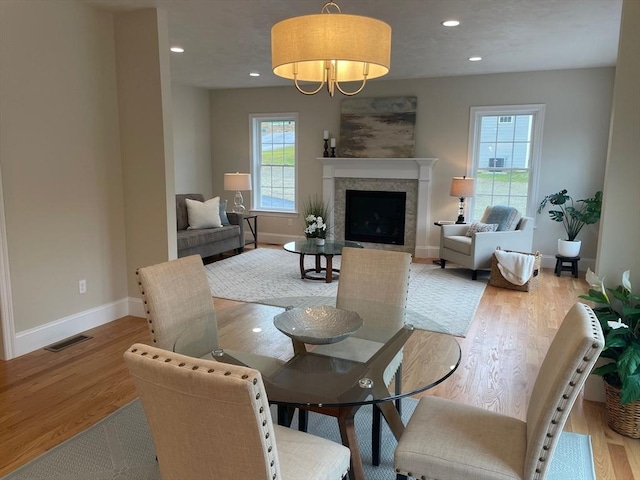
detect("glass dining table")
(174, 305), (461, 480)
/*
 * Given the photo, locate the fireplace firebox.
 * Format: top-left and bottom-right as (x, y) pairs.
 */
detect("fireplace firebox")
(345, 190), (406, 245)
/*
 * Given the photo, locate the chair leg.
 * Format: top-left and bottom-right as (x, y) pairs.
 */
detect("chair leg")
(298, 408), (308, 432)
(372, 404), (382, 466)
(396, 474), (408, 480)
(440, 259), (447, 268)
(395, 364), (402, 415)
(472, 270), (478, 280)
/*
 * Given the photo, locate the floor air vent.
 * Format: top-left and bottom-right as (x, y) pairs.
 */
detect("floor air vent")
(44, 334), (92, 352)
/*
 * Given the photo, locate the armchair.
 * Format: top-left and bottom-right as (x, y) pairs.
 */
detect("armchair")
(439, 216), (534, 280)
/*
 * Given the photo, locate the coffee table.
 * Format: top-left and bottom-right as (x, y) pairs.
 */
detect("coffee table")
(283, 239), (363, 283)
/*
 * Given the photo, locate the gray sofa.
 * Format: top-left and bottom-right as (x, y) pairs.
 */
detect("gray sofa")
(176, 194), (245, 259)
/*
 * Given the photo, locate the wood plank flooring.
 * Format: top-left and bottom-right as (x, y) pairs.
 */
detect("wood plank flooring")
(0, 249), (638, 478)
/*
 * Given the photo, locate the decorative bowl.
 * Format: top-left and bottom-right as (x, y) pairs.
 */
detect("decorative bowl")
(273, 306), (363, 345)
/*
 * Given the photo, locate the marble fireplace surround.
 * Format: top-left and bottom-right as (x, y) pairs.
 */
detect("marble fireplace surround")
(318, 158), (438, 258)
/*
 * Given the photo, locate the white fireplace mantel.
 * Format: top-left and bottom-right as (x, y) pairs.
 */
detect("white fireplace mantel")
(318, 157), (438, 258)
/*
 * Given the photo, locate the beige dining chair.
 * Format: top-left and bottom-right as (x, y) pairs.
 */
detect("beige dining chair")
(124, 343), (350, 480)
(136, 254), (283, 375)
(312, 246), (412, 465)
(394, 302), (604, 480)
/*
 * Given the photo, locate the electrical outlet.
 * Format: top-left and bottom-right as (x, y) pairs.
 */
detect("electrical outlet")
(288, 219), (293, 226)
(79, 279), (87, 294)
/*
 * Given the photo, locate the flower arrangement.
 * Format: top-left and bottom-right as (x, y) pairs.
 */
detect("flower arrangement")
(302, 196), (330, 239)
(537, 189), (602, 241)
(580, 269), (640, 404)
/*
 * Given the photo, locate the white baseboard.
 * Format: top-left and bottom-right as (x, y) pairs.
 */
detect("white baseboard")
(13, 297), (145, 358)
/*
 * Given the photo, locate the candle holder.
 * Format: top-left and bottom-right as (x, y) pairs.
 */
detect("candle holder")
(323, 139), (329, 157)
(330, 146), (336, 157)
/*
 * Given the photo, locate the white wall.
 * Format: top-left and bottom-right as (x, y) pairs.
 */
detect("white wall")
(172, 83), (213, 198)
(597, 0), (640, 288)
(0, 0), (127, 340)
(209, 68), (615, 263)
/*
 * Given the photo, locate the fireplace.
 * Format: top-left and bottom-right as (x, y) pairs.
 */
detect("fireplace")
(345, 190), (406, 245)
(318, 157), (438, 257)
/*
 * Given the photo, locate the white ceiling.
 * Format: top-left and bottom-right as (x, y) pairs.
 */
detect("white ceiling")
(82, 0), (623, 90)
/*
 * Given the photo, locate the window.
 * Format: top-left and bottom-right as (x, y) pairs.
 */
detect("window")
(250, 114), (297, 212)
(468, 105), (545, 220)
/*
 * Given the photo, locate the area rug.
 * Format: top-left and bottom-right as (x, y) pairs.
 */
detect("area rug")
(1, 398), (595, 480)
(205, 248), (488, 337)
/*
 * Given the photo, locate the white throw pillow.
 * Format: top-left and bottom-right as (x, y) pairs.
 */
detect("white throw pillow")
(465, 221), (498, 237)
(186, 197), (222, 229)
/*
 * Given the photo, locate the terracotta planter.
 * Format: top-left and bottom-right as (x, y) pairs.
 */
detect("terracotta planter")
(604, 379), (640, 438)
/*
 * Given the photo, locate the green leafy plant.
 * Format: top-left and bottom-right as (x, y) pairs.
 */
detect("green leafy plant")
(537, 189), (603, 241)
(302, 196), (330, 239)
(580, 269), (640, 404)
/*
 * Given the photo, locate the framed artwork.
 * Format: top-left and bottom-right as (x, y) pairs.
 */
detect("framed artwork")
(338, 96), (417, 158)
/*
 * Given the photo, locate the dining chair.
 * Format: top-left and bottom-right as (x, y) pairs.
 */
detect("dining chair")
(136, 254), (283, 375)
(312, 246), (412, 465)
(394, 302), (604, 480)
(124, 343), (350, 480)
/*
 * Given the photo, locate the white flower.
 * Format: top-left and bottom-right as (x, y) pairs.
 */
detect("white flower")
(622, 270), (632, 293)
(608, 318), (629, 330)
(585, 268), (608, 303)
(305, 214), (317, 223)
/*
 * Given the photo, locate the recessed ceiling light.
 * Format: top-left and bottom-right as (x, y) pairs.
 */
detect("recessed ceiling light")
(468, 56), (482, 62)
(249, 72), (260, 77)
(441, 20), (460, 27)
(170, 46), (184, 53)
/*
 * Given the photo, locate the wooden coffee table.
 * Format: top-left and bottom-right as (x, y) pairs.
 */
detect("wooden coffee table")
(283, 240), (363, 283)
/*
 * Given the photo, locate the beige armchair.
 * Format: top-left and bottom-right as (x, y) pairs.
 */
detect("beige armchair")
(394, 302), (603, 480)
(136, 254), (283, 376)
(124, 343), (350, 480)
(439, 216), (534, 280)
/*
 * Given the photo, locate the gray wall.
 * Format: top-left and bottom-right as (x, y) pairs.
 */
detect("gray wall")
(209, 68), (615, 261)
(172, 83), (213, 198)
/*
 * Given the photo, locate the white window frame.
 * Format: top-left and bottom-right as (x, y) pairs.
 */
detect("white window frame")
(249, 113), (299, 214)
(467, 104), (545, 220)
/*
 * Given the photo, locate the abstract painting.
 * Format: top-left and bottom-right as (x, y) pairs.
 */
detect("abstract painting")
(338, 96), (417, 158)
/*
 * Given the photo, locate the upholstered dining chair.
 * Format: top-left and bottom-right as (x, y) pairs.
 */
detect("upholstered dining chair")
(394, 302), (604, 480)
(312, 246), (412, 465)
(136, 254), (283, 375)
(124, 343), (350, 480)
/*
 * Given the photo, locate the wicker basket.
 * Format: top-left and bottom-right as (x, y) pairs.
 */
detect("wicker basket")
(489, 249), (541, 292)
(604, 380), (640, 438)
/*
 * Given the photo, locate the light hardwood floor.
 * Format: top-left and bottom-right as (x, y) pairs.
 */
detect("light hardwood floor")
(0, 249), (637, 479)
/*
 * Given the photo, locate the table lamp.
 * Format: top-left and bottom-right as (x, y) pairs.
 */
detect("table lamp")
(450, 176), (475, 224)
(224, 172), (252, 214)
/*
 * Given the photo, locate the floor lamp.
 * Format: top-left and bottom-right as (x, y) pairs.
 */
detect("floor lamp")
(224, 172), (252, 214)
(450, 176), (475, 224)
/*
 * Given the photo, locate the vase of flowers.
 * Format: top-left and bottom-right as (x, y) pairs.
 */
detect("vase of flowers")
(537, 189), (602, 257)
(580, 269), (640, 438)
(303, 196), (330, 243)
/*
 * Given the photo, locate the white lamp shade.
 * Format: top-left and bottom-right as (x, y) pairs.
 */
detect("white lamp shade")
(450, 177), (475, 198)
(271, 13), (391, 82)
(224, 173), (252, 191)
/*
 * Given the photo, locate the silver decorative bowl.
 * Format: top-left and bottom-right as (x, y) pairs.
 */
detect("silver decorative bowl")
(273, 306), (363, 345)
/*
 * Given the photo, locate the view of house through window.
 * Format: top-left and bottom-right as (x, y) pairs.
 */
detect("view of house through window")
(468, 105), (545, 220)
(250, 114), (297, 212)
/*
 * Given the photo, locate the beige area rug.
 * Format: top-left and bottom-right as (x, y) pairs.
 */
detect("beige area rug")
(205, 248), (488, 337)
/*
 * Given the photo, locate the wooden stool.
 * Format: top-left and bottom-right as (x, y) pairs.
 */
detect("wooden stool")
(555, 254), (580, 278)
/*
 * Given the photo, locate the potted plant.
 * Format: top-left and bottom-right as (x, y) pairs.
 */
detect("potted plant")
(537, 189), (602, 257)
(580, 269), (640, 437)
(303, 196), (330, 245)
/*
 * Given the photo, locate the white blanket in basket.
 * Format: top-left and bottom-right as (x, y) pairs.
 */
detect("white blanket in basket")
(494, 249), (536, 286)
